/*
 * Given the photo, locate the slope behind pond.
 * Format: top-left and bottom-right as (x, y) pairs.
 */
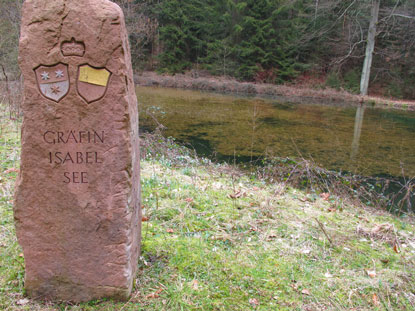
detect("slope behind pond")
(137, 86), (415, 179)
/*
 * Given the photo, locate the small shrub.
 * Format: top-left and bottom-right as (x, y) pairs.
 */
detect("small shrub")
(386, 82), (404, 99)
(343, 69), (360, 94)
(325, 71), (342, 90)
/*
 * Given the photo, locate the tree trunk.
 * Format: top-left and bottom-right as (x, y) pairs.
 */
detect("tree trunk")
(360, 0), (380, 96)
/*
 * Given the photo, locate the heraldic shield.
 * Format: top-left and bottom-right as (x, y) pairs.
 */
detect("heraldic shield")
(35, 63), (69, 102)
(77, 65), (111, 103)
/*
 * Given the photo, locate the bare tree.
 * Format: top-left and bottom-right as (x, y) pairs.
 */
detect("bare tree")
(113, 0), (159, 70)
(0, 0), (23, 78)
(360, 0), (380, 95)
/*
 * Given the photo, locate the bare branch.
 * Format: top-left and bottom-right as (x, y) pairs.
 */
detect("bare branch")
(391, 13), (415, 20)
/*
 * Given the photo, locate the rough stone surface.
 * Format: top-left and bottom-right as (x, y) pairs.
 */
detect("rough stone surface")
(15, 0), (141, 302)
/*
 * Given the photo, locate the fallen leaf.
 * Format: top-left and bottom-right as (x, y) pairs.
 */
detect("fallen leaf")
(366, 270), (376, 278)
(146, 287), (163, 299)
(324, 272), (333, 278)
(320, 193), (330, 201)
(16, 298), (29, 306)
(190, 279), (199, 290)
(141, 257), (149, 266)
(301, 289), (311, 295)
(249, 298), (259, 307)
(252, 186), (259, 191)
(166, 228), (174, 233)
(250, 226), (259, 232)
(393, 243), (400, 253)
(4, 168), (19, 174)
(358, 216), (370, 223)
(229, 191), (241, 199)
(212, 182), (223, 189)
(372, 293), (380, 306)
(371, 223), (393, 234)
(267, 231), (277, 239)
(142, 216), (149, 222)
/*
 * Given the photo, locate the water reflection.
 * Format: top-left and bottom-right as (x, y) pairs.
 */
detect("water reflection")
(249, 101), (259, 162)
(351, 104), (365, 160)
(137, 86), (415, 178)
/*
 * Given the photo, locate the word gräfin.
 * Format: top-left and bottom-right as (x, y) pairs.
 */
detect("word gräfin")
(43, 130), (105, 144)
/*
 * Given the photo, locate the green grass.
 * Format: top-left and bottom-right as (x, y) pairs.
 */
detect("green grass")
(1, 118), (415, 310)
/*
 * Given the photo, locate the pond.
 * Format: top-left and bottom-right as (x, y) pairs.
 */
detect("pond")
(137, 86), (415, 180)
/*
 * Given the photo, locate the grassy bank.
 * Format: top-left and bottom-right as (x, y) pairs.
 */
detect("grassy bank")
(135, 71), (415, 111)
(1, 117), (415, 310)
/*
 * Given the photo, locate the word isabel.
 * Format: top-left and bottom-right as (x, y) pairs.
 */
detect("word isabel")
(43, 129), (105, 184)
(48, 151), (102, 164)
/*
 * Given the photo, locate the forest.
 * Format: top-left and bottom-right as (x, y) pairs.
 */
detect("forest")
(1, 0), (415, 99)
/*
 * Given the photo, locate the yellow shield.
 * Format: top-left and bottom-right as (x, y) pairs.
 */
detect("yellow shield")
(77, 65), (111, 103)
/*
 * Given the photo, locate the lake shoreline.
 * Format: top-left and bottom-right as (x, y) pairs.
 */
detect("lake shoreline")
(134, 71), (415, 111)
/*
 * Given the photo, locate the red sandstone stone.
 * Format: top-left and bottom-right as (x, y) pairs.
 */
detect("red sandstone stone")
(15, 0), (141, 302)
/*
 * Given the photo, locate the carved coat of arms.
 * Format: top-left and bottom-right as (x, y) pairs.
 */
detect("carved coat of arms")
(34, 63), (69, 102)
(77, 65), (111, 103)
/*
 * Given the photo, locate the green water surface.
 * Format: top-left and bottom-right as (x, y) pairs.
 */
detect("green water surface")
(137, 86), (415, 179)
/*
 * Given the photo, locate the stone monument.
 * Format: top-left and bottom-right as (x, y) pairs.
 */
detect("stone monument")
(14, 0), (141, 302)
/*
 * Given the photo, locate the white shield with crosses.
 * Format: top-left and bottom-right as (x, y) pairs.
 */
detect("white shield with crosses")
(34, 63), (69, 102)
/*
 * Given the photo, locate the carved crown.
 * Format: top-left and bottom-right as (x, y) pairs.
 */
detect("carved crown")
(61, 38), (85, 57)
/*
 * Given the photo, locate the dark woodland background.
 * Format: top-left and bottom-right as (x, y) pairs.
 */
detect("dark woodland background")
(1, 0), (415, 99)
